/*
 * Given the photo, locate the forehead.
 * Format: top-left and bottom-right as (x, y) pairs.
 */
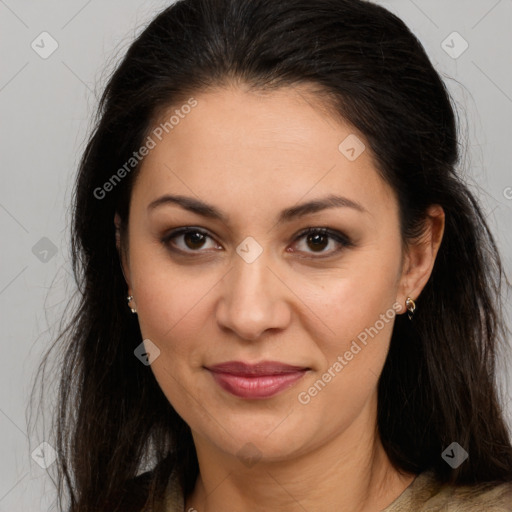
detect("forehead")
(131, 85), (398, 226)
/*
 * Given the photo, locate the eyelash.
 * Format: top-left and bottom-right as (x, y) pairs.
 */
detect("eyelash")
(161, 226), (353, 258)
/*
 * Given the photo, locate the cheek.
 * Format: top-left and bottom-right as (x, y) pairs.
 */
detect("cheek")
(293, 248), (402, 408)
(132, 262), (217, 354)
(309, 278), (397, 384)
(130, 259), (214, 413)
(294, 284), (397, 433)
(300, 249), (402, 350)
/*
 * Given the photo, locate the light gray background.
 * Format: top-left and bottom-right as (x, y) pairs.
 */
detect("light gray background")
(0, 1), (511, 510)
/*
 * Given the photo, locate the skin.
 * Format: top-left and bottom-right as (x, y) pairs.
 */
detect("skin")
(116, 84), (445, 512)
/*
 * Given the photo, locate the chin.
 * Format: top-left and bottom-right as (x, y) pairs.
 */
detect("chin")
(191, 411), (318, 465)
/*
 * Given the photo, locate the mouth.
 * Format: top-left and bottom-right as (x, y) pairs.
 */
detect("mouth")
(205, 361), (310, 399)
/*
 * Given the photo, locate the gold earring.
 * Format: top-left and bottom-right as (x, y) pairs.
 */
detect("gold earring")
(127, 295), (137, 314)
(405, 297), (416, 321)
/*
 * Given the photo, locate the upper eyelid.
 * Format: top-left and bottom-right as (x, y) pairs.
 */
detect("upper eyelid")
(163, 226), (346, 242)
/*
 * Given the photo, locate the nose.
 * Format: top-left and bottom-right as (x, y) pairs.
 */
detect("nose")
(215, 252), (292, 341)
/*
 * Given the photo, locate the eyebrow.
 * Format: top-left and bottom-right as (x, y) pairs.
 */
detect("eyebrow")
(147, 193), (367, 225)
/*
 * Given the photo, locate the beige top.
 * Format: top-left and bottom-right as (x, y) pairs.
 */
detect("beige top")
(153, 470), (512, 511)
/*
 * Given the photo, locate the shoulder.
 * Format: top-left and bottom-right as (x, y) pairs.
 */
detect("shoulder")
(386, 470), (512, 511)
(439, 480), (512, 511)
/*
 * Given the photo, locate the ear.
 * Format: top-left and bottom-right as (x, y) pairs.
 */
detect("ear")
(396, 204), (445, 314)
(114, 212), (132, 289)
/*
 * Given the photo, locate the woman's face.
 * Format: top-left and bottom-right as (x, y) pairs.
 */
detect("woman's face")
(119, 85), (423, 464)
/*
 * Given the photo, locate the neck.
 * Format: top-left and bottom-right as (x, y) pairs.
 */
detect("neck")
(185, 398), (416, 512)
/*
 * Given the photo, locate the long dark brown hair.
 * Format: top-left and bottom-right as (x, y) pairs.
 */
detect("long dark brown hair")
(32, 0), (512, 510)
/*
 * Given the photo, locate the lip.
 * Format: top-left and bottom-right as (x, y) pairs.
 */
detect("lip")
(206, 361), (309, 399)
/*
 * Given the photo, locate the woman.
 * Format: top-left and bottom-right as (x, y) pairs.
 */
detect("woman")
(37, 0), (512, 510)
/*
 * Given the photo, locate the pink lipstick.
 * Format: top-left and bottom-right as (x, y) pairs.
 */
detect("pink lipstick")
(206, 361), (308, 399)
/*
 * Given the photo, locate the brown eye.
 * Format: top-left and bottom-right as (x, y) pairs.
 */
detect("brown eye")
(162, 228), (219, 253)
(305, 232), (329, 252)
(161, 226), (353, 258)
(290, 227), (353, 257)
(183, 231), (207, 250)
